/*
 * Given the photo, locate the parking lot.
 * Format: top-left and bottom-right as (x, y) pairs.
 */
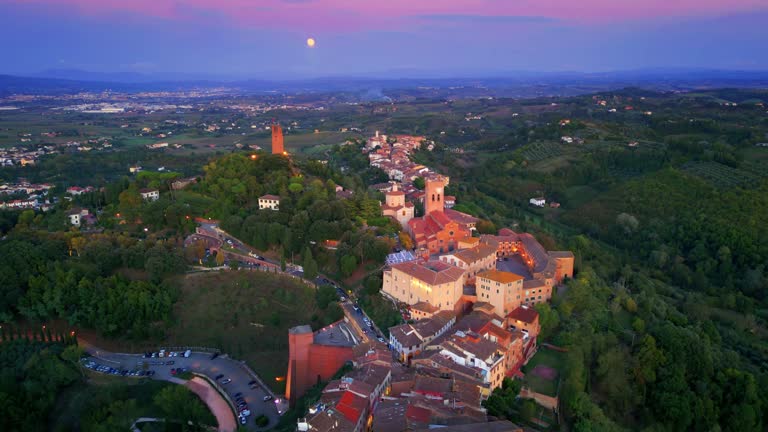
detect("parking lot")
(83, 348), (282, 430)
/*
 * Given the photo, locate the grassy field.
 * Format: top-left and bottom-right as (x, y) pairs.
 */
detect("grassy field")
(163, 270), (331, 394)
(50, 374), (215, 431)
(521, 348), (565, 397)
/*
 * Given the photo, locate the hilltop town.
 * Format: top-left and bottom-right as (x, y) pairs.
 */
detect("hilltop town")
(287, 131), (573, 431)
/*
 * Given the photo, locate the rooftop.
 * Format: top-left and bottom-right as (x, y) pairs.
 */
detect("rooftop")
(477, 269), (524, 284)
(506, 306), (539, 324)
(449, 244), (497, 264)
(259, 194), (280, 200)
(391, 260), (466, 285)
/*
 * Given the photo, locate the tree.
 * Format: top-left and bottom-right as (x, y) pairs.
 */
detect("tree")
(61, 344), (85, 377)
(70, 236), (87, 257)
(216, 250), (225, 266)
(398, 231), (414, 251)
(154, 385), (211, 431)
(520, 399), (537, 421)
(340, 255), (358, 277)
(316, 285), (337, 310)
(413, 177), (425, 190)
(303, 247), (318, 280)
(534, 302), (560, 340)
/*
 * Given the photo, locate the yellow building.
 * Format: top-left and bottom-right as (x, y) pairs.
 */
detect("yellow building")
(476, 270), (524, 316)
(382, 261), (466, 311)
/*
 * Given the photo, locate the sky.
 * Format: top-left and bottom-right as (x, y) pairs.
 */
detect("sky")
(1, 0), (767, 79)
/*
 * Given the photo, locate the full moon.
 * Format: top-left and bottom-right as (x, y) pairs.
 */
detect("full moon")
(306, 37), (316, 48)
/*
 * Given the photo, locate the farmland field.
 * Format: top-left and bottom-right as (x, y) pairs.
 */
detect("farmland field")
(681, 161), (763, 187)
(521, 141), (563, 161)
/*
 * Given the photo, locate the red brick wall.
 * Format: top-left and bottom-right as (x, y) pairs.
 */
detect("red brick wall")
(286, 334), (354, 405)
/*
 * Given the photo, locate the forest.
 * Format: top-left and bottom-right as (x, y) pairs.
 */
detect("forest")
(420, 90), (768, 431)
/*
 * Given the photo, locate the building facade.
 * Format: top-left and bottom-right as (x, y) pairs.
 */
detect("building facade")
(259, 194), (281, 211)
(382, 261), (466, 311)
(380, 183), (414, 227)
(139, 188), (160, 201)
(476, 270), (525, 317)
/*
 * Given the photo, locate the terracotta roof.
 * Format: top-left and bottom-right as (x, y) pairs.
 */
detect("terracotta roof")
(259, 194), (280, 200)
(459, 236), (480, 245)
(506, 306), (539, 324)
(335, 390), (368, 424)
(139, 188), (158, 194)
(414, 375), (451, 396)
(522, 279), (546, 289)
(477, 269), (524, 284)
(498, 228), (517, 236)
(450, 244), (497, 264)
(372, 399), (408, 432)
(450, 333), (500, 362)
(390, 260), (466, 285)
(411, 301), (439, 313)
(306, 409), (355, 432)
(518, 233), (548, 271)
(390, 311), (455, 348)
(444, 208), (478, 224)
(406, 404), (433, 423)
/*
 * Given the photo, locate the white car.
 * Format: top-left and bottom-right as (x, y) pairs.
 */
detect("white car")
(221, 378), (232, 384)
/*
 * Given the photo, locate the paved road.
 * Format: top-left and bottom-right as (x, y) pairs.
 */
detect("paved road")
(82, 345), (281, 430)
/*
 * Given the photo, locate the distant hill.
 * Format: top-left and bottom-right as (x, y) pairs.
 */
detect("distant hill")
(1, 69), (767, 97)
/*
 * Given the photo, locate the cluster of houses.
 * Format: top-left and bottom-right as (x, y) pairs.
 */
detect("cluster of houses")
(0, 181), (55, 211)
(0, 137), (114, 167)
(295, 225), (566, 431)
(295, 153), (573, 430)
(366, 132), (435, 188)
(296, 322), (532, 432)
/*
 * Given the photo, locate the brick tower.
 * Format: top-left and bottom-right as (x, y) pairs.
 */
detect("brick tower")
(271, 123), (284, 155)
(424, 176), (445, 216)
(285, 325), (313, 406)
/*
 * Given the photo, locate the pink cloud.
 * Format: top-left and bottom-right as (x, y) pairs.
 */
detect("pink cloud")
(10, 0), (768, 31)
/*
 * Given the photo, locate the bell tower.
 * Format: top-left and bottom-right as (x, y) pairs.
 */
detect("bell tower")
(425, 177), (444, 216)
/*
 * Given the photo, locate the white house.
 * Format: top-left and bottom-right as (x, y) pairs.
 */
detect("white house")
(258, 194), (280, 211)
(529, 197), (546, 207)
(68, 208), (90, 227)
(139, 188), (160, 202)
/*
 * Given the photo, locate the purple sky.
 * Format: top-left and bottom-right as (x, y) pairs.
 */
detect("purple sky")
(2, 0), (767, 78)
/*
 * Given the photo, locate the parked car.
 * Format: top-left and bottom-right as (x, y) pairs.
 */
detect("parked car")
(210, 352), (220, 360)
(215, 374), (224, 380)
(184, 350), (191, 358)
(166, 360), (175, 365)
(263, 395), (273, 402)
(221, 378), (232, 384)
